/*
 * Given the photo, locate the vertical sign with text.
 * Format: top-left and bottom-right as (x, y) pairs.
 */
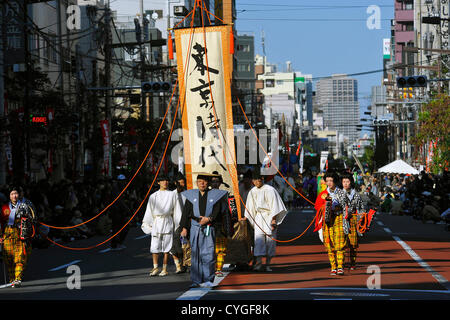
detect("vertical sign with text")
(174, 25), (241, 217)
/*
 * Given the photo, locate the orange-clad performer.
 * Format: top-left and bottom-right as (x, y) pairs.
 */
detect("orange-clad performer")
(314, 171), (349, 276)
(1, 186), (37, 287)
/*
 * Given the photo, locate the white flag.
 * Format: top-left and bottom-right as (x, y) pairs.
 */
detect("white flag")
(299, 147), (304, 173)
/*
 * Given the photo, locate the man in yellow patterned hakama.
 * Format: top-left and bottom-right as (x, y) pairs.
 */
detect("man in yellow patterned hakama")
(1, 186), (36, 287)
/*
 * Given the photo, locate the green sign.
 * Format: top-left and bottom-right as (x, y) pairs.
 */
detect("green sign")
(295, 77), (305, 83)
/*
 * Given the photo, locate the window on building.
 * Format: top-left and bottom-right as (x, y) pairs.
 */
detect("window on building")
(238, 44), (250, 52)
(266, 79), (275, 87)
(276, 80), (284, 85)
(238, 63), (250, 72)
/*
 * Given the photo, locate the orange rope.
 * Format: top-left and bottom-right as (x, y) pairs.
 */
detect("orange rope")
(236, 97), (315, 206)
(357, 210), (374, 234)
(172, 9), (194, 29)
(39, 79), (179, 230)
(46, 90), (184, 251)
(196, 1), (316, 243)
(44, 7), (200, 249)
(40, 1), (202, 231)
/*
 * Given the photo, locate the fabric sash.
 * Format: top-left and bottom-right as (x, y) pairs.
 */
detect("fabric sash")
(8, 201), (20, 226)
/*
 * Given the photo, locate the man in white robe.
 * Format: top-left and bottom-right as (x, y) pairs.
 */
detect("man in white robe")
(244, 170), (288, 272)
(141, 175), (180, 276)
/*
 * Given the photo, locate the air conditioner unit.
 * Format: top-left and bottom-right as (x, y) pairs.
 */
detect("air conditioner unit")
(174, 6), (188, 17)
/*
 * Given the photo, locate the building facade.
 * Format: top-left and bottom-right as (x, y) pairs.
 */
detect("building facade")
(316, 74), (360, 146)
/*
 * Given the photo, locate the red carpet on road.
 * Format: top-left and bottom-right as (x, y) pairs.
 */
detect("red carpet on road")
(217, 239), (450, 291)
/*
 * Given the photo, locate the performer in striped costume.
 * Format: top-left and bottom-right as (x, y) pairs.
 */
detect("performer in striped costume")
(0, 186), (36, 288)
(341, 173), (365, 270)
(314, 171), (349, 276)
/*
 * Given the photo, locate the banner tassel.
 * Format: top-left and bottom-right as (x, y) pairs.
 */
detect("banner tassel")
(230, 30), (234, 54)
(168, 32), (174, 60)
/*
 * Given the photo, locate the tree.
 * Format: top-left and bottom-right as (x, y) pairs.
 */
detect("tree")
(360, 141), (375, 173)
(412, 94), (450, 174)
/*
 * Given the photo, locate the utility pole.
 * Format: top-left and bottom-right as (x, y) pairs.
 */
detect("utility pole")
(105, 1), (112, 177)
(135, 12), (147, 121)
(91, 59), (99, 179)
(23, 0), (30, 182)
(0, 1), (5, 185)
(75, 43), (84, 179)
(56, 0), (64, 92)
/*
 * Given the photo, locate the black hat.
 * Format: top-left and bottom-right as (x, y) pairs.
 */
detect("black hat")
(252, 169), (263, 180)
(196, 172), (212, 181)
(175, 171), (186, 181)
(9, 186), (23, 194)
(157, 174), (169, 182)
(211, 171), (223, 183)
(243, 169), (252, 179)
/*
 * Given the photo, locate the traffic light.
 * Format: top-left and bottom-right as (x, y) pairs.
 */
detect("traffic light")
(396, 75), (427, 88)
(141, 81), (172, 93)
(373, 119), (390, 126)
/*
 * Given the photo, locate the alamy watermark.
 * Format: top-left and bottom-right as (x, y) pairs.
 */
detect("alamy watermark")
(67, 0), (99, 31)
(66, 264), (82, 290)
(169, 128), (280, 175)
(366, 265), (381, 289)
(366, 5), (381, 30)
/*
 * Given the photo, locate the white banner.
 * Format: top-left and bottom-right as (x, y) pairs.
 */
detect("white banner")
(176, 26), (238, 197)
(299, 147), (304, 173)
(320, 151), (329, 173)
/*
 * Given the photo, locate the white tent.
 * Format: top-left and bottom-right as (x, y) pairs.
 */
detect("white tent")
(376, 160), (420, 175)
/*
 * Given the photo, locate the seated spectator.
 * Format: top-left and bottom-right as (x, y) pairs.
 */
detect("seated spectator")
(422, 202), (441, 223)
(70, 209), (94, 239)
(390, 195), (403, 215)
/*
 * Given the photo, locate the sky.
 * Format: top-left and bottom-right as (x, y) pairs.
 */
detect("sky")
(109, 0), (395, 112)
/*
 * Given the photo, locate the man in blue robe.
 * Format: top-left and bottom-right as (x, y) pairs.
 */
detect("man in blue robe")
(180, 173), (227, 288)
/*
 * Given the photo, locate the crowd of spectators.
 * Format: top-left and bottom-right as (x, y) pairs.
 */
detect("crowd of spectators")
(288, 169), (450, 230)
(0, 168), (448, 250)
(0, 176), (160, 248)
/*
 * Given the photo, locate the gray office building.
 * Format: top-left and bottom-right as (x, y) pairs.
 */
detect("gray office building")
(235, 34), (255, 119)
(316, 74), (360, 143)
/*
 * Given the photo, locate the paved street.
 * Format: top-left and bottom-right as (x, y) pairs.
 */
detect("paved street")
(1, 207), (449, 301)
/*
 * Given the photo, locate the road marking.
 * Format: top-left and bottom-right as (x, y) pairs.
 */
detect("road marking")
(377, 221), (384, 226)
(214, 287), (450, 294)
(48, 260), (82, 272)
(99, 248), (112, 253)
(393, 235), (450, 291)
(314, 298), (352, 300)
(177, 264), (231, 300)
(383, 227), (392, 234)
(135, 234), (150, 240)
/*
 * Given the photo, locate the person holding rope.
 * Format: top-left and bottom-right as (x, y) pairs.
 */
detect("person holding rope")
(244, 169), (287, 272)
(141, 174), (181, 277)
(341, 173), (365, 271)
(0, 186), (37, 288)
(180, 173), (228, 288)
(314, 171), (349, 276)
(226, 169), (254, 272)
(209, 171), (233, 277)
